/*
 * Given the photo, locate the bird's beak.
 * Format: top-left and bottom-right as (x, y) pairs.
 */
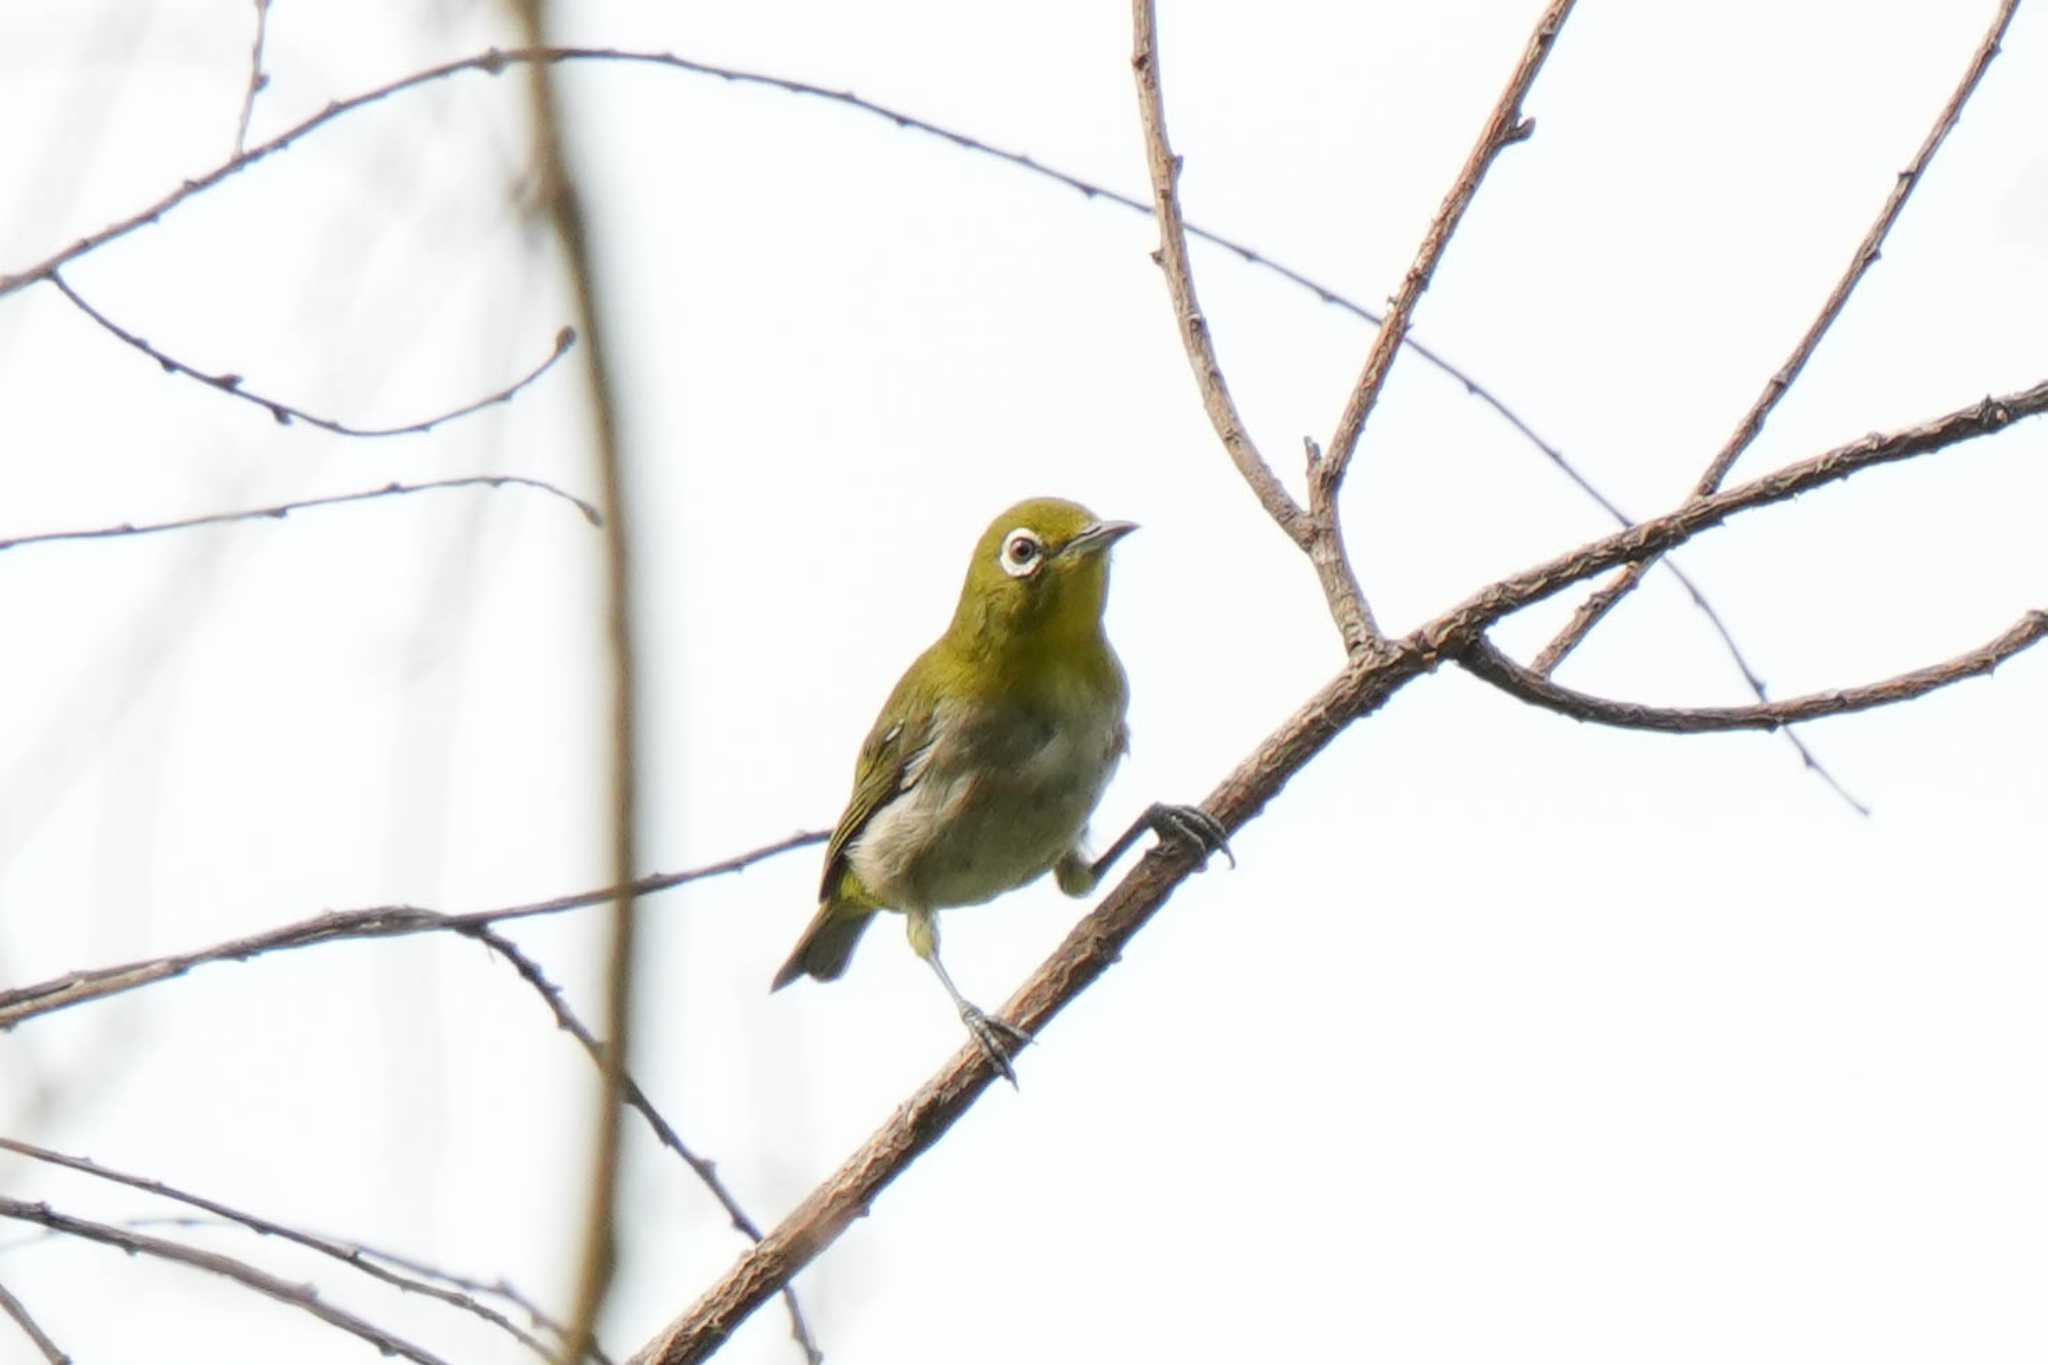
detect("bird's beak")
(1060, 519), (1139, 559)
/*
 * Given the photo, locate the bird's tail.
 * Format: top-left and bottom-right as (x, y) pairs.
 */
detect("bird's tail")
(770, 898), (877, 989)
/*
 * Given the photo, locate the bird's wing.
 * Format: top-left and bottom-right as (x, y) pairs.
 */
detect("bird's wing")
(818, 661), (942, 902)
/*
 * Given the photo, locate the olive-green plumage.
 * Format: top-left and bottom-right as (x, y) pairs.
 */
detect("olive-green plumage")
(772, 497), (1229, 1082)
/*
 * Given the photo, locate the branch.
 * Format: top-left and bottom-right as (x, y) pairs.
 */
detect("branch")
(0, 1278), (67, 1365)
(0, 829), (826, 1032)
(1313, 0), (1575, 504)
(1530, 0), (2022, 675)
(504, 11), (641, 1364)
(1460, 614), (2048, 733)
(1127, 5), (1308, 547)
(465, 927), (821, 1364)
(0, 475), (601, 555)
(625, 375), (2047, 1362)
(0, 1137), (571, 1363)
(50, 272), (577, 438)
(0, 1197), (447, 1364)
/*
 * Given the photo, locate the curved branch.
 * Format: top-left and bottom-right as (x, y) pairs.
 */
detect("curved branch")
(50, 272), (577, 439)
(1459, 615), (2048, 733)
(0, 829), (827, 1032)
(0, 1197), (447, 1364)
(0, 475), (601, 554)
(1531, 0), (2023, 675)
(0, 1137), (572, 1363)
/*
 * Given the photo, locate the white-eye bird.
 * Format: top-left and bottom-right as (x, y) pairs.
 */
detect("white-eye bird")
(772, 496), (1231, 1084)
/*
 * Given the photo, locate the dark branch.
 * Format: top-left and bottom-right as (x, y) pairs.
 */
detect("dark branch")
(49, 272), (576, 439)
(1460, 615), (2048, 733)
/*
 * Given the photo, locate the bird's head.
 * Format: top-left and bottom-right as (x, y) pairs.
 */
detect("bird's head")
(946, 497), (1137, 654)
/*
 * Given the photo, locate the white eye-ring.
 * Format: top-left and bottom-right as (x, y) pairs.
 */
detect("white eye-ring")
(999, 527), (1045, 578)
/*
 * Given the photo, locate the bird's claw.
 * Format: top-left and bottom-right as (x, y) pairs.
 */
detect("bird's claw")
(959, 1004), (1031, 1087)
(1150, 802), (1235, 871)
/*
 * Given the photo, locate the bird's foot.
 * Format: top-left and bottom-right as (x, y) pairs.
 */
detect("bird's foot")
(959, 1003), (1032, 1087)
(1147, 802), (1235, 871)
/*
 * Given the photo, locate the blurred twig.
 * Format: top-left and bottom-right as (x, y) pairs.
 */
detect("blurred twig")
(0, 1277), (67, 1365)
(0, 1197), (445, 1364)
(50, 272), (577, 438)
(0, 829), (827, 1031)
(233, 0), (273, 154)
(0, 475), (600, 554)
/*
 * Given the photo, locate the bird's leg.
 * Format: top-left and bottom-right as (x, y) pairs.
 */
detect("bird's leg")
(1068, 802), (1235, 894)
(906, 908), (1031, 1086)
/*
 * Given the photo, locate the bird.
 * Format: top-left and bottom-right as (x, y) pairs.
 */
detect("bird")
(771, 496), (1232, 1084)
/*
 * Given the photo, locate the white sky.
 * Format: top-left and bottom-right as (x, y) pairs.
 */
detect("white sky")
(2, 1), (2045, 1362)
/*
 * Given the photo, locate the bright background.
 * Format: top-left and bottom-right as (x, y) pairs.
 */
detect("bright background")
(2, 2), (2045, 1362)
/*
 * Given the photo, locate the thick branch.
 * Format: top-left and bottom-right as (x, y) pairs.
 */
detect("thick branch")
(1531, 0), (2021, 675)
(626, 374), (2046, 1362)
(1314, 0), (1575, 503)
(0, 1197), (446, 1364)
(1460, 614), (2048, 732)
(1129, 2), (1310, 546)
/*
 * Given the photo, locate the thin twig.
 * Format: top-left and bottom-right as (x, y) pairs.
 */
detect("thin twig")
(0, 1137), (572, 1363)
(233, 0), (273, 155)
(0, 1197), (448, 1365)
(623, 378), (2048, 1364)
(1314, 0), (1575, 504)
(1127, 7), (1308, 548)
(465, 927), (823, 1365)
(506, 13), (639, 1363)
(0, 829), (827, 1032)
(0, 1278), (68, 1365)
(340, 1243), (592, 1360)
(1460, 615), (2047, 733)
(50, 271), (577, 439)
(0, 475), (600, 554)
(1530, 0), (2023, 676)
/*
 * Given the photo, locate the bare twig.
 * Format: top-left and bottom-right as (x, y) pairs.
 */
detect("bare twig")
(624, 379), (2048, 1363)
(0, 1137), (569, 1363)
(1314, 0), (1575, 503)
(0, 1278), (68, 1365)
(0, 475), (600, 555)
(1460, 614), (2048, 733)
(465, 927), (823, 1365)
(50, 272), (577, 439)
(233, 0), (273, 155)
(1531, 0), (2023, 676)
(0, 1197), (447, 1365)
(0, 829), (826, 1032)
(340, 1244), (596, 1362)
(505, 10), (639, 1363)
(1127, 7), (1308, 547)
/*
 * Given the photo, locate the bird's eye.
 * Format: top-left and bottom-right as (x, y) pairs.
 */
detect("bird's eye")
(1000, 528), (1043, 578)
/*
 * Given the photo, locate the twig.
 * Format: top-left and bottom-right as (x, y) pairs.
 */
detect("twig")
(0, 828), (827, 1032)
(1530, 0), (2023, 676)
(506, 12), (639, 1364)
(0, 1278), (68, 1365)
(0, 1137), (571, 1363)
(49, 272), (577, 439)
(1127, 8), (1308, 547)
(623, 378), (2048, 1363)
(1131, 3), (1377, 650)
(0, 475), (601, 554)
(465, 927), (822, 1365)
(1314, 0), (1575, 504)
(339, 1243), (593, 1361)
(0, 1197), (447, 1365)
(234, 0), (273, 155)
(1460, 615), (2047, 733)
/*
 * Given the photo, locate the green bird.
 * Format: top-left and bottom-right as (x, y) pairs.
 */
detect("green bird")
(772, 496), (1231, 1084)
